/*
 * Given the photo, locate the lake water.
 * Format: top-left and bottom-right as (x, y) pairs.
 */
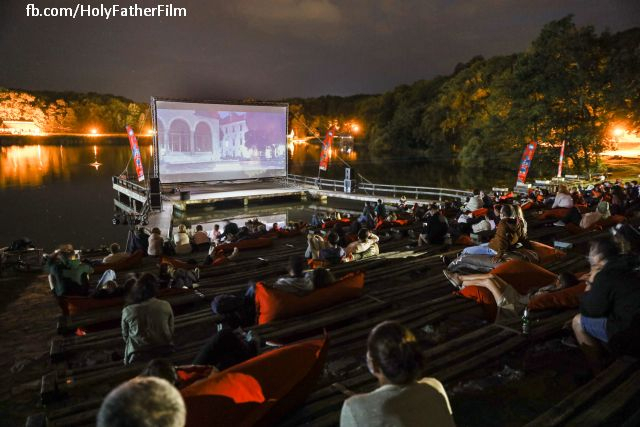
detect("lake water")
(0, 139), (516, 251)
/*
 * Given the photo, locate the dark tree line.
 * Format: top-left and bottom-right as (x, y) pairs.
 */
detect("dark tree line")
(286, 16), (640, 174)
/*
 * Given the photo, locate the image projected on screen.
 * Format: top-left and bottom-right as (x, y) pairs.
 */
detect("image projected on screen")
(155, 100), (287, 183)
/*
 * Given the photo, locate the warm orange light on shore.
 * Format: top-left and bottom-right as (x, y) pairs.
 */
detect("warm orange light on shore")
(89, 128), (98, 136)
(146, 128), (154, 136)
(351, 124), (360, 133)
(613, 127), (625, 137)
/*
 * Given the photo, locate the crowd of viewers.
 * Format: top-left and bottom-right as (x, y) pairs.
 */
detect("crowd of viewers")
(43, 178), (640, 426)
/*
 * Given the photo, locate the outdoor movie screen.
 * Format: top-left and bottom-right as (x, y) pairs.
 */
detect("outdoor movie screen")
(154, 100), (287, 183)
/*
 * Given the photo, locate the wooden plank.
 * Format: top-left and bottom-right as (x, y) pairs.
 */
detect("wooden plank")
(525, 357), (639, 427)
(565, 367), (640, 427)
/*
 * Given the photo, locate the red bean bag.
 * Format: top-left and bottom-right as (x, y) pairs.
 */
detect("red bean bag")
(490, 259), (557, 295)
(457, 287), (497, 321)
(521, 201), (534, 211)
(58, 287), (191, 316)
(537, 208), (571, 220)
(181, 337), (328, 427)
(93, 250), (144, 274)
(528, 283), (586, 311)
(455, 235), (475, 246)
(255, 272), (365, 325)
(529, 241), (566, 264)
(215, 238), (273, 254)
(472, 208), (489, 218)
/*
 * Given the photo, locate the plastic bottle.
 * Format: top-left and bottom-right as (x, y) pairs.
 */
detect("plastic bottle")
(521, 307), (531, 335)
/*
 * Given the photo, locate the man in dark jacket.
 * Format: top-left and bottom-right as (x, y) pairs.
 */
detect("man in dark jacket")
(419, 205), (449, 245)
(572, 237), (640, 373)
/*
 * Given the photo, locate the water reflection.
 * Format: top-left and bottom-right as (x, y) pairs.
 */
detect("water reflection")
(0, 145), (74, 187)
(89, 145), (102, 170)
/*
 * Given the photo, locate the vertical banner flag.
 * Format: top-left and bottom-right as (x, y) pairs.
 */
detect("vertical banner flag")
(318, 126), (335, 172)
(516, 140), (537, 185)
(126, 125), (145, 182)
(557, 140), (565, 178)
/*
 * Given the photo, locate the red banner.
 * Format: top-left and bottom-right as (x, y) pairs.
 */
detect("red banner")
(318, 127), (335, 172)
(126, 125), (145, 182)
(557, 140), (565, 178)
(516, 140), (537, 185)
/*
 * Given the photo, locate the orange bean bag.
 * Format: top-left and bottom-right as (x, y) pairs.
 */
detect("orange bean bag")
(490, 259), (557, 295)
(93, 250), (144, 274)
(529, 241), (566, 264)
(181, 337), (328, 427)
(527, 283), (586, 311)
(255, 272), (365, 325)
(457, 287), (497, 321)
(455, 235), (475, 246)
(215, 238), (273, 254)
(537, 208), (571, 220)
(521, 201), (534, 211)
(472, 208), (489, 218)
(58, 287), (191, 316)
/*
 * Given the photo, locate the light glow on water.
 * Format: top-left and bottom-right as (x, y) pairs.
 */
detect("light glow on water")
(0, 145), (72, 187)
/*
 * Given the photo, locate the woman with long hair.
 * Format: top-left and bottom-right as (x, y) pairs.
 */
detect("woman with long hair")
(340, 321), (454, 427)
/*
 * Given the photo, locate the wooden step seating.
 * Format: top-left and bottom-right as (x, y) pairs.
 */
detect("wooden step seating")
(278, 309), (577, 427)
(40, 249), (448, 404)
(34, 280), (481, 426)
(525, 356), (640, 427)
(49, 251), (440, 364)
(37, 253), (582, 424)
(56, 235), (423, 334)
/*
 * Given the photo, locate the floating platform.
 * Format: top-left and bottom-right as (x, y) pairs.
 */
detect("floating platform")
(169, 187), (307, 211)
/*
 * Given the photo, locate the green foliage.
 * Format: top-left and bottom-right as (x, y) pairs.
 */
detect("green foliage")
(286, 16), (639, 175)
(0, 89), (149, 133)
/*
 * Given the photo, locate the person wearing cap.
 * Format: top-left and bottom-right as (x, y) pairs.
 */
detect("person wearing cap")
(47, 244), (93, 297)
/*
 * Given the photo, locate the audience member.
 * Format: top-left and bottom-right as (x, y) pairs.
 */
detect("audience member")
(572, 237), (640, 374)
(122, 273), (175, 364)
(97, 376), (185, 427)
(340, 321), (455, 427)
(103, 243), (129, 264)
(191, 224), (210, 250)
(148, 227), (164, 257)
(47, 244), (93, 296)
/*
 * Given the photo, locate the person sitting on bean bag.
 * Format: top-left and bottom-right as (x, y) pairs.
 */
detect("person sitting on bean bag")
(444, 204), (528, 272)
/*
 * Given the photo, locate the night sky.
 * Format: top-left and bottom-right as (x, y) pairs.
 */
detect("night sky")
(1, 0), (638, 102)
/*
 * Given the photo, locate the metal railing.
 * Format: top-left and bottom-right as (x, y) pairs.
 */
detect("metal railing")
(286, 174), (473, 201)
(112, 176), (148, 196)
(285, 174), (347, 192)
(357, 182), (472, 201)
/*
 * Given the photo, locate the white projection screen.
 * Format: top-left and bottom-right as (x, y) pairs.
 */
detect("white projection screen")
(152, 99), (288, 183)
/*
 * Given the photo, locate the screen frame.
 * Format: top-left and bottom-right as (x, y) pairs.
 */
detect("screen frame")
(150, 96), (289, 184)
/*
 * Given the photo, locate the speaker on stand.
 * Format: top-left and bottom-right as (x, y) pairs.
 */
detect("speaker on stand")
(149, 177), (162, 210)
